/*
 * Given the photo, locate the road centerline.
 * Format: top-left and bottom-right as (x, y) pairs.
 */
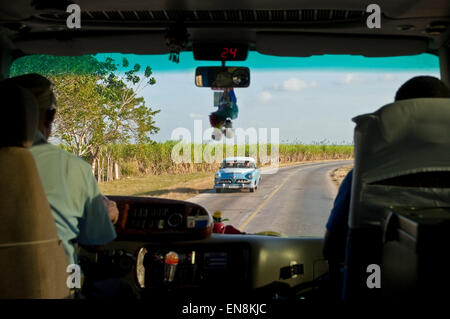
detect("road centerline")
(239, 171), (295, 231)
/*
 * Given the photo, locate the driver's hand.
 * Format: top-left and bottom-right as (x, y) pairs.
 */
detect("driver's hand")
(103, 196), (119, 225)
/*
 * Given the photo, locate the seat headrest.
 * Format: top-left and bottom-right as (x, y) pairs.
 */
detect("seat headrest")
(352, 98), (450, 183)
(349, 98), (450, 229)
(0, 81), (39, 148)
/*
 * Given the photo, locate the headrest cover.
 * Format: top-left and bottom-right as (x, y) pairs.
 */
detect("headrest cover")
(352, 98), (450, 182)
(0, 81), (39, 148)
(349, 98), (450, 228)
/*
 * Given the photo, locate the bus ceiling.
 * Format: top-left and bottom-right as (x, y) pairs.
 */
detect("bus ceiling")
(0, 1), (449, 81)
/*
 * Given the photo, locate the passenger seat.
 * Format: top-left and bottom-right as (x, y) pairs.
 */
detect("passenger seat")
(343, 97), (450, 301)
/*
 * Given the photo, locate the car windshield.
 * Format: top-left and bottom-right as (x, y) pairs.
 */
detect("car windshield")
(222, 162), (255, 169)
(10, 51), (440, 236)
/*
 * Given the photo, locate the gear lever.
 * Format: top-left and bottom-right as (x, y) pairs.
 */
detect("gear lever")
(164, 251), (179, 283)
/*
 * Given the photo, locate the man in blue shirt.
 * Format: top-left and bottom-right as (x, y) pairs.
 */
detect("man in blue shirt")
(8, 74), (118, 266)
(31, 130), (117, 265)
(323, 169), (353, 262)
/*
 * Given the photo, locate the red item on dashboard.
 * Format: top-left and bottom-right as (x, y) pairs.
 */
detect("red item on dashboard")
(213, 222), (226, 234)
(224, 225), (245, 234)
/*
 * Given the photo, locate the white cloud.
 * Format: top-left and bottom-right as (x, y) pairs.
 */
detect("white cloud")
(264, 78), (317, 92)
(258, 91), (273, 103)
(379, 73), (397, 81)
(189, 113), (204, 119)
(335, 73), (398, 85)
(283, 78), (317, 91)
(265, 82), (281, 90)
(337, 73), (363, 85)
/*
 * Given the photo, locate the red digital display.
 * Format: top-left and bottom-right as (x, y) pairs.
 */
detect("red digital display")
(221, 47), (238, 59)
(194, 43), (248, 61)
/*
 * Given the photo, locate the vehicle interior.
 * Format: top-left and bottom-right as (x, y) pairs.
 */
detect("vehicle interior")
(222, 160), (256, 169)
(1, 0), (450, 309)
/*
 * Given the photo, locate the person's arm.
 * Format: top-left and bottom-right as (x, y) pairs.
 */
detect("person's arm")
(323, 169), (353, 261)
(103, 196), (119, 224)
(77, 166), (117, 250)
(79, 197), (118, 253)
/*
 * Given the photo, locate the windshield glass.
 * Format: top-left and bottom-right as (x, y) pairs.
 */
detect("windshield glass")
(222, 162), (255, 169)
(10, 51), (440, 237)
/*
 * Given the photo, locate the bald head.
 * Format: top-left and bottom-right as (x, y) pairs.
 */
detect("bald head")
(395, 76), (450, 101)
(7, 73), (56, 111)
(0, 81), (39, 148)
(6, 74), (57, 140)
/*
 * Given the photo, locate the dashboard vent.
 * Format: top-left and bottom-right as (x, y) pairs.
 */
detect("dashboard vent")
(37, 9), (365, 24)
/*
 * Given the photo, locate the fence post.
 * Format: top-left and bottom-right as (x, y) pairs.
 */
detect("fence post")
(114, 162), (120, 180)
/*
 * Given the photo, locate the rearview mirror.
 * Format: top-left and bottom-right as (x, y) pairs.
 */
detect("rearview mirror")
(195, 67), (250, 88)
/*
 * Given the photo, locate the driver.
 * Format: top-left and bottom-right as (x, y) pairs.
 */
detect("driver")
(6, 74), (118, 267)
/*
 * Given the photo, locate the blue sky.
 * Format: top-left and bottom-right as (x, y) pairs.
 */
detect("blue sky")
(97, 52), (440, 144)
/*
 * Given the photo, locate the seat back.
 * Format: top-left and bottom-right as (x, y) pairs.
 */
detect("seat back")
(343, 98), (450, 300)
(0, 82), (69, 298)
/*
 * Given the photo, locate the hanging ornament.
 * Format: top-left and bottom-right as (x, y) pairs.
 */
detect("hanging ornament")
(165, 22), (189, 64)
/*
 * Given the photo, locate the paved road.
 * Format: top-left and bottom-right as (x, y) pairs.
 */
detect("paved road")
(188, 160), (353, 236)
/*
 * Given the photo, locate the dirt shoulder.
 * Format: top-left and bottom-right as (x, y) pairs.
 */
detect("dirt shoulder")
(329, 165), (353, 188)
(140, 175), (214, 201)
(271, 158), (351, 169)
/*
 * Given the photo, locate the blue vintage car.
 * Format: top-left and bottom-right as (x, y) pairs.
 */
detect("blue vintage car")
(214, 157), (261, 193)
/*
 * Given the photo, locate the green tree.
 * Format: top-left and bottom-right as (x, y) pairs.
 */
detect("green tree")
(10, 54), (116, 77)
(11, 54), (160, 169)
(51, 58), (159, 165)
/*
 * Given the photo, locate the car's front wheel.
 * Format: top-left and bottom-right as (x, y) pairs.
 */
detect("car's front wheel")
(250, 188), (255, 192)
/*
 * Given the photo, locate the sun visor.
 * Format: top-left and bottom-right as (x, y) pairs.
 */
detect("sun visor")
(256, 32), (429, 57)
(14, 31), (169, 56)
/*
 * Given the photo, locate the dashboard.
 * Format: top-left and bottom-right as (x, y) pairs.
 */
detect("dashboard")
(78, 196), (327, 299)
(111, 196), (213, 241)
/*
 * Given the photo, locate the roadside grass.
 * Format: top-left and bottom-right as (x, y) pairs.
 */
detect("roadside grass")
(275, 158), (351, 169)
(97, 143), (353, 177)
(99, 171), (213, 200)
